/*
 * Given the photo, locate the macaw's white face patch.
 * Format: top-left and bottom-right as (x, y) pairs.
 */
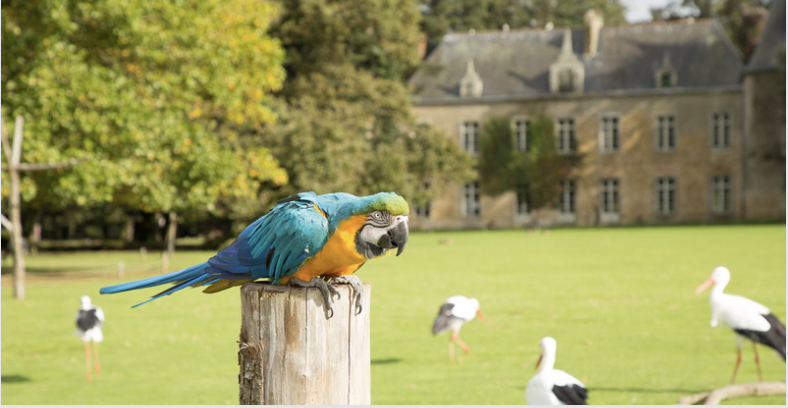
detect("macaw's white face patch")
(356, 214), (409, 258)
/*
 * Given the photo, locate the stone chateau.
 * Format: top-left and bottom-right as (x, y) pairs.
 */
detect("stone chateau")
(407, 6), (785, 230)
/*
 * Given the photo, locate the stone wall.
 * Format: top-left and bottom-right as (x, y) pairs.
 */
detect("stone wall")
(410, 89), (747, 230)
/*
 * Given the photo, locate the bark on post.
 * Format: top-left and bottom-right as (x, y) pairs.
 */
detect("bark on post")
(238, 282), (371, 405)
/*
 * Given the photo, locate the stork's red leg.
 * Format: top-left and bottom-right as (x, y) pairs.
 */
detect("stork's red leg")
(84, 342), (93, 381)
(451, 332), (471, 355)
(93, 341), (101, 377)
(731, 346), (742, 384)
(752, 341), (762, 382)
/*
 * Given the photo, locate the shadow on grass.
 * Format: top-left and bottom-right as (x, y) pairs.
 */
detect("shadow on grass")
(371, 358), (401, 365)
(1, 374), (31, 383)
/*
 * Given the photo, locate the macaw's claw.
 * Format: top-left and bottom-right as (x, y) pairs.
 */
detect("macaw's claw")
(331, 275), (364, 315)
(288, 277), (340, 319)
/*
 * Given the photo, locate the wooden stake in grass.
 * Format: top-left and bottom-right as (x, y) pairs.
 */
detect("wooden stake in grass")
(238, 282), (371, 405)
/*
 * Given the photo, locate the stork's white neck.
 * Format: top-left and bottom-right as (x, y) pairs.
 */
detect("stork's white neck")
(538, 351), (556, 373)
(710, 278), (728, 298)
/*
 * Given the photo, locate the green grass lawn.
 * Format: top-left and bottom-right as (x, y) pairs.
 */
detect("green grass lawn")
(2, 225), (785, 404)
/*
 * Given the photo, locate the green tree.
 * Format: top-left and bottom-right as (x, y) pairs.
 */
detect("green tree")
(1, 0), (288, 226)
(478, 115), (582, 227)
(260, 0), (474, 207)
(420, 0), (627, 55)
(650, 0), (773, 61)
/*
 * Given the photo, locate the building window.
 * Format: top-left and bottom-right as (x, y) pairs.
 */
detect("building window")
(557, 118), (576, 154)
(656, 177), (676, 215)
(516, 190), (529, 215)
(415, 182), (432, 218)
(415, 203), (431, 218)
(515, 119), (529, 152)
(560, 180), (575, 214)
(460, 121), (479, 155)
(599, 115), (620, 153)
(601, 179), (619, 214)
(711, 175), (731, 214)
(558, 69), (575, 93)
(463, 182), (480, 217)
(710, 112), (731, 149)
(656, 115), (676, 152)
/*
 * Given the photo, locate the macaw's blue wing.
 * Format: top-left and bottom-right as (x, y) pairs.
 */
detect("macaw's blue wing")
(203, 193), (330, 286)
(100, 192), (331, 305)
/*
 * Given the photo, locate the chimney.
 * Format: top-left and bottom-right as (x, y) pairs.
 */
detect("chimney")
(417, 33), (428, 60)
(584, 9), (603, 57)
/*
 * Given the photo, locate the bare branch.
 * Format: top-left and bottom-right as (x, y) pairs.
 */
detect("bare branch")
(3, 158), (86, 171)
(1, 116), (12, 166)
(678, 382), (786, 405)
(0, 213), (12, 231)
(11, 116), (23, 166)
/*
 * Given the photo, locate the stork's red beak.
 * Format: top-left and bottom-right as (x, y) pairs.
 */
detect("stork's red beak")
(535, 354), (542, 370)
(476, 309), (486, 322)
(695, 278), (715, 294)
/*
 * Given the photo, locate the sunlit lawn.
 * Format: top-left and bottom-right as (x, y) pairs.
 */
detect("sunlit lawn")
(2, 224), (785, 404)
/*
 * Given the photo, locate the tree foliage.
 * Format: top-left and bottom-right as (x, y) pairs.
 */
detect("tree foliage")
(260, 0), (475, 207)
(1, 0), (288, 220)
(478, 115), (581, 214)
(650, 0), (773, 61)
(420, 0), (627, 55)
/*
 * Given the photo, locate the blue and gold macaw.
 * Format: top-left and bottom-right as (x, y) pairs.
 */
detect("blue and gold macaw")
(100, 192), (409, 317)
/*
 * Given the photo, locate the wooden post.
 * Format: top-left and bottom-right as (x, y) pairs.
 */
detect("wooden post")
(238, 282), (371, 405)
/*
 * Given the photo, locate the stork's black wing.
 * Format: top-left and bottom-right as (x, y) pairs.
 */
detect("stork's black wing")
(76, 309), (100, 331)
(734, 313), (786, 360)
(432, 303), (460, 335)
(552, 384), (589, 405)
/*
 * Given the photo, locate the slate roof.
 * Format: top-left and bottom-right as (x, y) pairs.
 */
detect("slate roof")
(409, 19), (744, 102)
(745, 0), (785, 73)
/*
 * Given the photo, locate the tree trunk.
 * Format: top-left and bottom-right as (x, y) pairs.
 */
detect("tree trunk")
(4, 116), (27, 299)
(238, 282), (371, 405)
(166, 211), (177, 259)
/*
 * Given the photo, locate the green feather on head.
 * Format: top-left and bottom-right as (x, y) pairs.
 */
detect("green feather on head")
(367, 192), (409, 216)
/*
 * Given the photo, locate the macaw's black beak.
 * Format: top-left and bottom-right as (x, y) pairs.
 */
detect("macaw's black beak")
(376, 219), (409, 256)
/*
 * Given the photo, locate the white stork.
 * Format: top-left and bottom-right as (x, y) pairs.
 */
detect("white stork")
(695, 266), (786, 384)
(75, 295), (105, 380)
(431, 295), (485, 361)
(526, 337), (589, 405)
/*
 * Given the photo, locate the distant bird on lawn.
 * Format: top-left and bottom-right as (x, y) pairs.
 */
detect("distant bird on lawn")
(75, 295), (104, 381)
(526, 337), (588, 405)
(695, 266), (786, 384)
(100, 192), (409, 318)
(431, 295), (485, 361)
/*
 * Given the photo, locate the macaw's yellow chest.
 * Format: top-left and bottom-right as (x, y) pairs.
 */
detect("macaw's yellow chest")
(279, 214), (368, 284)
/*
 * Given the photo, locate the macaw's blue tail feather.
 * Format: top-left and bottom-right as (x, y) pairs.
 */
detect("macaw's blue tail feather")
(99, 263), (213, 307)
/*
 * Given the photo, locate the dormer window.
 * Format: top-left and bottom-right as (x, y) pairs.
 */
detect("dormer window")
(459, 59), (483, 97)
(660, 72), (672, 88)
(559, 70), (575, 93)
(655, 53), (677, 88)
(549, 29), (584, 94)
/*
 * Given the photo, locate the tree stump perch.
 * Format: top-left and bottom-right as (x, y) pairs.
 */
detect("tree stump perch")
(238, 281), (371, 405)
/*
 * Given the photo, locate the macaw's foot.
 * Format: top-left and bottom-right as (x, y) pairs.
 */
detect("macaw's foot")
(332, 275), (364, 315)
(288, 277), (340, 318)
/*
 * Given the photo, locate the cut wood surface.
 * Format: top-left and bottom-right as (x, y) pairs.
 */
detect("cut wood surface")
(238, 282), (371, 405)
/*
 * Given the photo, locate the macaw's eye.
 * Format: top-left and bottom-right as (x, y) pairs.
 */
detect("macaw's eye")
(367, 211), (391, 226)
